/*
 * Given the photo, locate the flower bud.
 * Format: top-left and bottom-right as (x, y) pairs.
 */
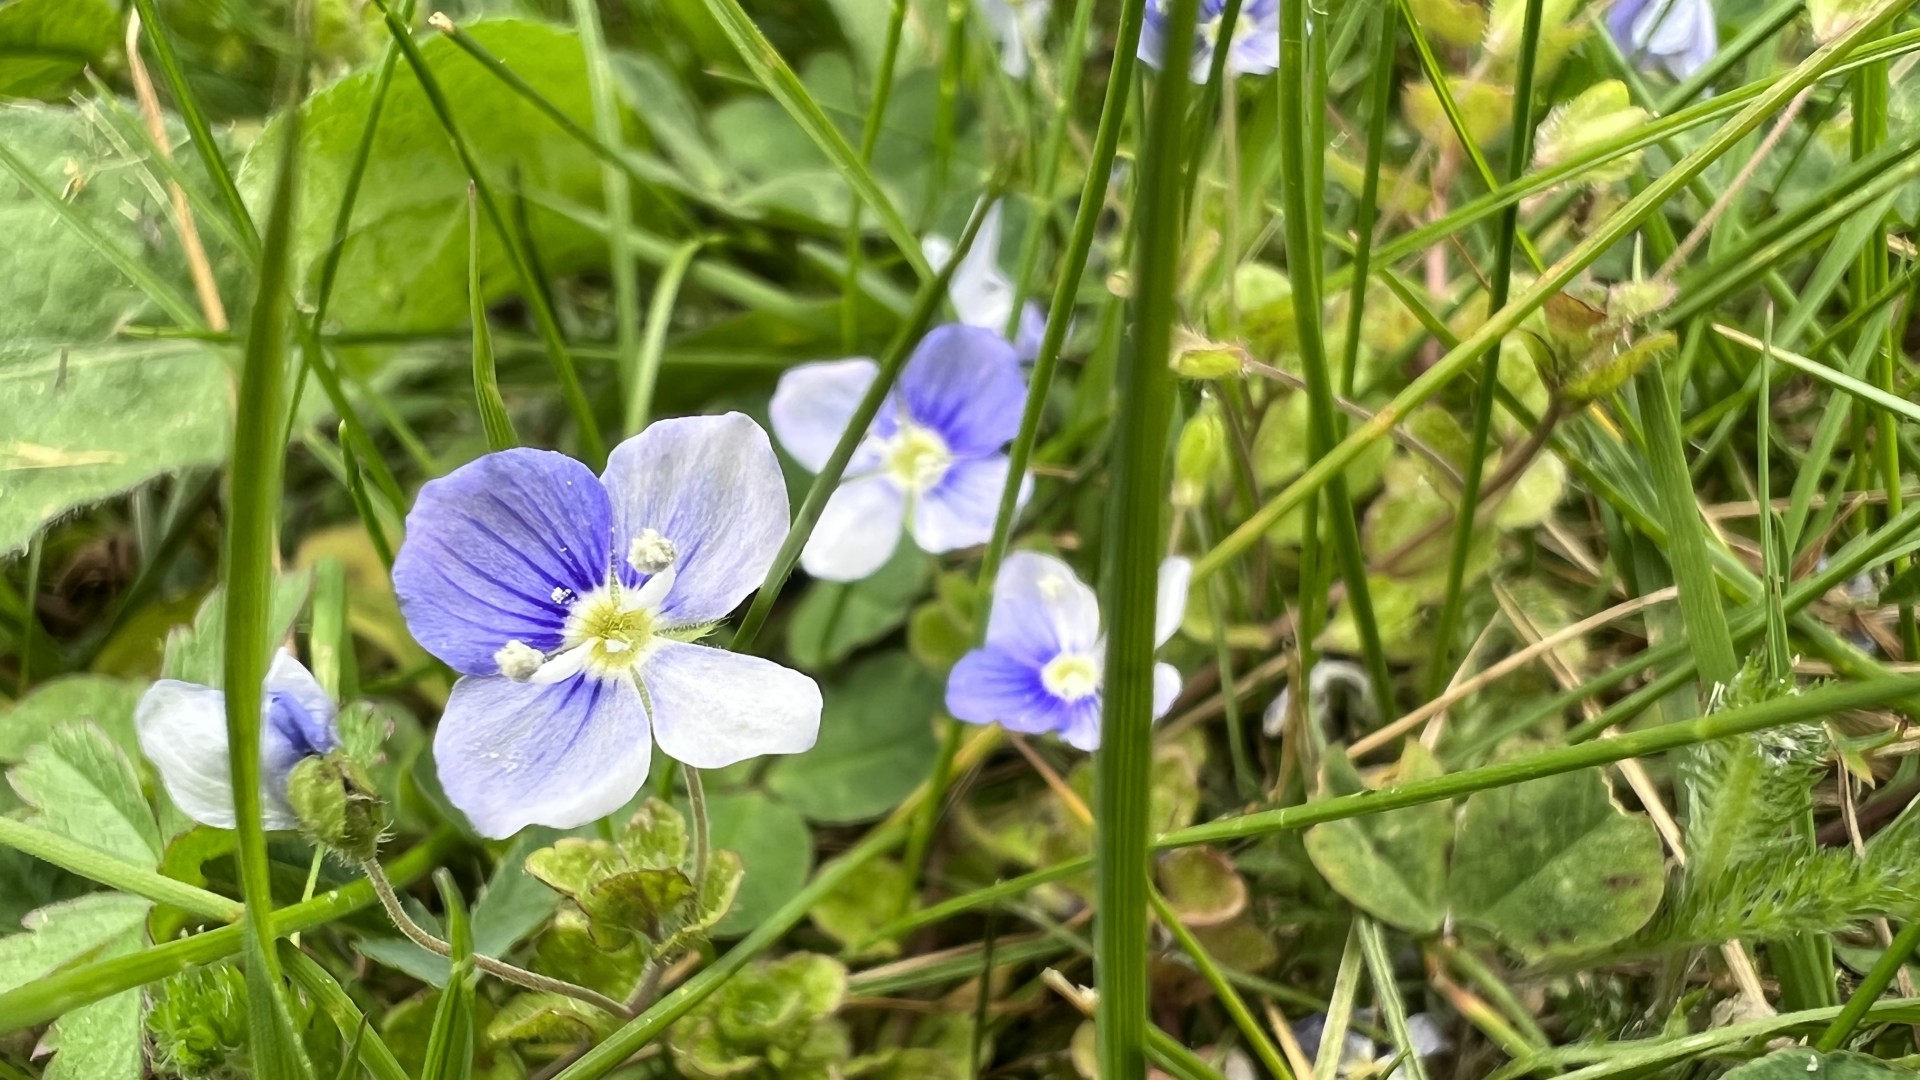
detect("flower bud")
(286, 752), (383, 862)
(148, 963), (248, 1080)
(1533, 81), (1650, 187)
(1222, 263), (1296, 361)
(1173, 406), (1228, 509)
(1170, 327), (1246, 380)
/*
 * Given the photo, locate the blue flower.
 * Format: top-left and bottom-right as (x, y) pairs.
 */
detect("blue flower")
(1140, 0), (1281, 82)
(945, 552), (1191, 750)
(975, 0), (1052, 78)
(770, 325), (1032, 582)
(922, 202), (1048, 363)
(1607, 0), (1717, 80)
(136, 649), (338, 830)
(392, 414), (822, 839)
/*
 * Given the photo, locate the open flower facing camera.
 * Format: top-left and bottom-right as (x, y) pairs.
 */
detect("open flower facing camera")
(770, 325), (1032, 583)
(136, 649), (338, 832)
(392, 414), (822, 839)
(946, 552), (1191, 750)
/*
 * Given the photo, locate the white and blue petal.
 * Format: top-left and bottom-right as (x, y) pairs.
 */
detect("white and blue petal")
(602, 413), (791, 626)
(800, 475), (906, 582)
(894, 326), (1027, 459)
(769, 358), (880, 474)
(1153, 662), (1184, 720)
(985, 551), (1102, 658)
(265, 650), (337, 758)
(1057, 696), (1106, 751)
(640, 641), (822, 769)
(394, 449), (612, 675)
(911, 455), (1026, 555)
(433, 673), (654, 839)
(136, 680), (301, 831)
(1155, 557), (1193, 648)
(946, 645), (1081, 735)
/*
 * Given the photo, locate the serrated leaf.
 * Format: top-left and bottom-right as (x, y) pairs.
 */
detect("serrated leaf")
(9, 723), (160, 866)
(0, 892), (149, 1080)
(1449, 768), (1666, 961)
(0, 675), (143, 765)
(1304, 745), (1451, 934)
(616, 798), (690, 870)
(162, 571), (313, 688)
(765, 653), (940, 824)
(583, 867), (694, 944)
(525, 838), (619, 903)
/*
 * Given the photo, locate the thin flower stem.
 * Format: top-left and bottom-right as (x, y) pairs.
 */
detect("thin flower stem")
(685, 766), (712, 901)
(1148, 889), (1295, 1080)
(360, 859), (630, 1018)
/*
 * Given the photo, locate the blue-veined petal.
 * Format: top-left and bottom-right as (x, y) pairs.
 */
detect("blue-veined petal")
(946, 645), (1083, 735)
(602, 413), (791, 625)
(394, 448), (612, 675)
(433, 673), (653, 839)
(136, 681), (302, 831)
(911, 455), (1027, 555)
(984, 551), (1102, 659)
(895, 325), (1026, 459)
(800, 475), (906, 582)
(769, 358), (881, 474)
(640, 640), (821, 769)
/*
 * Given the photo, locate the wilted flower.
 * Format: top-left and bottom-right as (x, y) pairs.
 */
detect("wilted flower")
(392, 414), (822, 839)
(1606, 0), (1717, 80)
(975, 0), (1052, 78)
(770, 325), (1032, 582)
(136, 649), (338, 830)
(1140, 0), (1281, 82)
(946, 552), (1191, 750)
(922, 202), (1048, 362)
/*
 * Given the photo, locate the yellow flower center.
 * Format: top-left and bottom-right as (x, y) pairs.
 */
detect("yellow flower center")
(881, 422), (954, 493)
(562, 587), (658, 677)
(1042, 652), (1101, 701)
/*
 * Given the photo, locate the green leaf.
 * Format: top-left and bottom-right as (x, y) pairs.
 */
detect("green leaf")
(0, 676), (143, 765)
(0, 0), (117, 98)
(0, 893), (150, 1080)
(163, 570), (313, 687)
(1304, 745), (1451, 934)
(786, 544), (931, 671)
(765, 653), (940, 824)
(0, 341), (229, 557)
(1449, 767), (1666, 961)
(241, 19), (621, 340)
(486, 991), (619, 1045)
(9, 723), (161, 867)
(1721, 1050), (1912, 1078)
(1155, 847), (1249, 928)
(810, 856), (913, 959)
(704, 790), (812, 938)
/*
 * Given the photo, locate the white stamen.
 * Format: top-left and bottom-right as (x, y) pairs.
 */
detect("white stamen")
(494, 640), (544, 680)
(627, 528), (678, 575)
(1038, 574), (1067, 602)
(551, 586), (575, 604)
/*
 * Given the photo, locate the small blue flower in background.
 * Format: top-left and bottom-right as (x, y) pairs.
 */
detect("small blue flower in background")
(945, 551), (1191, 750)
(770, 325), (1032, 583)
(1607, 0), (1717, 80)
(1292, 1011), (1448, 1079)
(922, 202), (1048, 363)
(974, 0), (1052, 79)
(1140, 0), (1282, 82)
(392, 414), (822, 839)
(136, 649), (337, 830)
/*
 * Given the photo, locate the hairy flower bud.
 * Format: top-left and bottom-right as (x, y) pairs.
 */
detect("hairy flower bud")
(286, 753), (383, 862)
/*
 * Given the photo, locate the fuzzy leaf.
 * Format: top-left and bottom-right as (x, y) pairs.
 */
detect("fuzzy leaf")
(0, 676), (143, 765)
(162, 572), (313, 689)
(0, 893), (149, 1080)
(9, 723), (160, 867)
(1721, 1050), (1911, 1078)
